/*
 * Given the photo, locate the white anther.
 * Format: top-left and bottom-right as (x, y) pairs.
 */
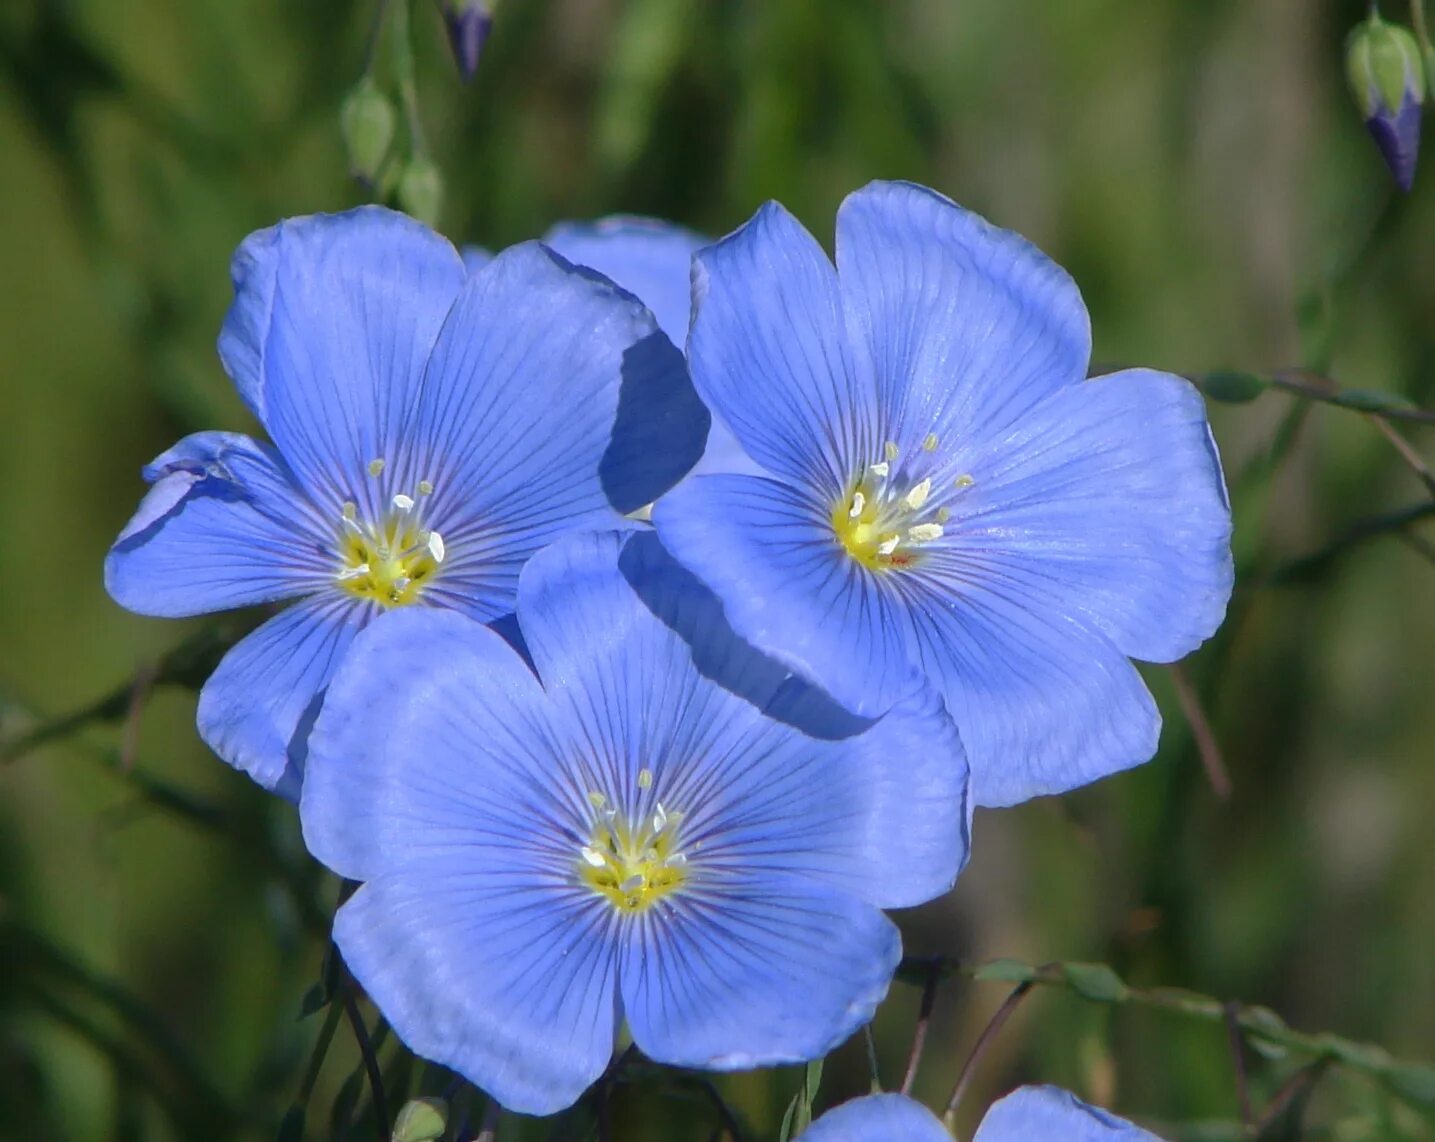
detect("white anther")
(392, 493), (416, 513)
(653, 803), (669, 831)
(848, 491), (866, 519)
(620, 874), (645, 893)
(637, 768), (653, 790)
(868, 462), (890, 479)
(907, 523), (944, 543)
(668, 852), (688, 866)
(342, 501), (358, 521)
(337, 562), (371, 581)
(368, 458), (386, 477)
(391, 576), (411, 592)
(923, 433), (939, 452)
(884, 440), (900, 461)
(587, 791), (607, 810)
(878, 535), (901, 557)
(581, 846), (607, 868)
(426, 531), (446, 563)
(418, 479), (435, 496)
(903, 478), (932, 511)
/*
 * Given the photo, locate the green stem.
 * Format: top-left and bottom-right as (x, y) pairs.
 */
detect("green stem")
(1410, 0), (1435, 84)
(390, 0), (428, 158)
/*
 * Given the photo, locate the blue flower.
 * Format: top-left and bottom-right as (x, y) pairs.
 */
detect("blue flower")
(105, 207), (706, 797)
(801, 1087), (1161, 1141)
(653, 181), (1234, 806)
(298, 528), (970, 1114)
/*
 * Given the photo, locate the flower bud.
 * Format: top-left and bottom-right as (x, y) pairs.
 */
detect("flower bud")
(442, 0), (494, 82)
(391, 1097), (448, 1142)
(398, 156), (444, 226)
(1346, 13), (1425, 191)
(340, 76), (397, 186)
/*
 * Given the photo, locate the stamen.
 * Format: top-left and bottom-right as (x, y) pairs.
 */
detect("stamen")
(848, 491), (866, 519)
(868, 462), (890, 479)
(884, 440), (900, 462)
(954, 474), (975, 489)
(391, 576), (411, 592)
(368, 458), (386, 477)
(426, 531), (446, 563)
(936, 507), (952, 524)
(878, 535), (901, 557)
(337, 563), (371, 581)
(341, 501), (358, 521)
(581, 846), (606, 868)
(418, 479), (434, 496)
(637, 768), (653, 790)
(923, 433), (939, 452)
(587, 791), (607, 810)
(903, 478), (932, 511)
(907, 523), (944, 543)
(392, 493), (415, 513)
(653, 803), (668, 831)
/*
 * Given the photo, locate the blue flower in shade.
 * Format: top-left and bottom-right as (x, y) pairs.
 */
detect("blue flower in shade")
(105, 207), (706, 797)
(801, 1087), (1161, 1141)
(466, 216), (757, 479)
(298, 528), (970, 1114)
(653, 181), (1234, 806)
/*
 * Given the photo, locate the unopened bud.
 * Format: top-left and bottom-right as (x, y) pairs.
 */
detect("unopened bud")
(443, 0), (494, 82)
(340, 77), (397, 185)
(1346, 14), (1425, 191)
(391, 1096), (448, 1142)
(397, 157), (444, 226)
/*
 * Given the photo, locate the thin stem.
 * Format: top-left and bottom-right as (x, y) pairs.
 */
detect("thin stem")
(297, 999), (345, 1106)
(863, 1023), (882, 1092)
(474, 1098), (501, 1142)
(342, 993), (391, 1140)
(1268, 367), (1435, 426)
(391, 0), (428, 156)
(1254, 1057), (1331, 1135)
(1224, 1001), (1253, 1128)
(900, 957), (943, 1096)
(1367, 413), (1435, 499)
(1410, 0), (1433, 61)
(1167, 662), (1230, 800)
(942, 981), (1035, 1129)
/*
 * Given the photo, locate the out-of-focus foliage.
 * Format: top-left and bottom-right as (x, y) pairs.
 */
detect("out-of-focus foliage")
(1, 1), (1433, 1139)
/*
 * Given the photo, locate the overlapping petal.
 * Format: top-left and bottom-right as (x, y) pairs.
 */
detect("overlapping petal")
(654, 475), (923, 718)
(689, 203), (875, 494)
(105, 432), (331, 617)
(800, 1093), (949, 1141)
(974, 1085), (1162, 1141)
(216, 207), (467, 510)
(196, 594), (370, 796)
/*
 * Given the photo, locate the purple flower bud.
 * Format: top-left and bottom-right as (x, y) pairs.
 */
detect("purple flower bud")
(1366, 93), (1423, 192)
(1346, 14), (1426, 191)
(442, 0), (493, 83)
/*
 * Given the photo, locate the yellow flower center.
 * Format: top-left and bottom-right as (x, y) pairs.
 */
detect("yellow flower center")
(831, 437), (970, 571)
(577, 783), (688, 914)
(335, 459), (445, 607)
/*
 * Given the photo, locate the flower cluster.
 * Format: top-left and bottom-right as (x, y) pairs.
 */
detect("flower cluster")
(107, 180), (1231, 1127)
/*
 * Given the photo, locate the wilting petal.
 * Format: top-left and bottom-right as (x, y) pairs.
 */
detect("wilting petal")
(105, 432), (330, 618)
(196, 594), (369, 795)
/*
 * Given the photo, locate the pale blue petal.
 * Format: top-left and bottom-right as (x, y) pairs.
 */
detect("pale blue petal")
(196, 594), (369, 795)
(835, 181), (1090, 452)
(518, 530), (967, 909)
(689, 202), (876, 495)
(105, 432), (331, 618)
(542, 215), (705, 346)
(460, 244), (492, 273)
(653, 475), (923, 717)
(334, 860), (619, 1116)
(300, 606), (567, 883)
(929, 368), (1232, 663)
(410, 242), (706, 619)
(620, 877), (899, 1069)
(904, 573), (1159, 807)
(801, 1094), (949, 1141)
(216, 206), (466, 508)
(975, 1086), (1162, 1141)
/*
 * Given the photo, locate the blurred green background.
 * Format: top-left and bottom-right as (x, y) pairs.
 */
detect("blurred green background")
(2, 0), (1434, 1139)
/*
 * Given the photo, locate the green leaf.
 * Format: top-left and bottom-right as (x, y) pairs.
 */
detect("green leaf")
(1200, 370), (1268, 404)
(1383, 1061), (1435, 1105)
(1332, 388), (1416, 414)
(1061, 963), (1128, 1003)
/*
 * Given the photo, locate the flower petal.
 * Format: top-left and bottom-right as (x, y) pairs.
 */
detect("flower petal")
(974, 1086), (1161, 1141)
(904, 573), (1160, 807)
(689, 202), (876, 495)
(542, 215), (705, 346)
(334, 860), (619, 1116)
(300, 606), (560, 883)
(621, 877), (899, 1069)
(801, 1094), (950, 1141)
(519, 530), (967, 909)
(196, 594), (369, 795)
(410, 241), (707, 618)
(835, 180), (1091, 451)
(216, 206), (467, 506)
(935, 368), (1232, 663)
(653, 474), (923, 717)
(105, 432), (330, 618)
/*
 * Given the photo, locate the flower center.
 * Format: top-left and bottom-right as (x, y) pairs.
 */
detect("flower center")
(577, 782), (688, 914)
(334, 459), (446, 608)
(831, 437), (970, 571)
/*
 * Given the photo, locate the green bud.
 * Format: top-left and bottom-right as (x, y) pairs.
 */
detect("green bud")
(341, 76), (397, 185)
(391, 1096), (448, 1142)
(1346, 14), (1424, 116)
(397, 157), (444, 226)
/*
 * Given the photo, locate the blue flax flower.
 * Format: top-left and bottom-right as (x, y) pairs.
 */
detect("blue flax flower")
(802, 1086), (1161, 1140)
(654, 181), (1234, 806)
(299, 528), (970, 1114)
(106, 207), (706, 797)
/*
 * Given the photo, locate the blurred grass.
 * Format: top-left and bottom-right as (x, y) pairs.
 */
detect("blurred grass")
(2, 0), (1434, 1138)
